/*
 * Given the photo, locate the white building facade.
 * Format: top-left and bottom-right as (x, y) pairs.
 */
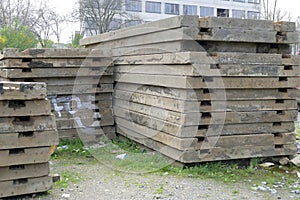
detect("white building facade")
(126, 0), (260, 22)
(82, 0), (261, 37)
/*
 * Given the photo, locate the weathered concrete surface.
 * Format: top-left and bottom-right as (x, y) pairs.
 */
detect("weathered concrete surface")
(0, 131), (59, 150)
(0, 163), (49, 182)
(0, 176), (52, 198)
(0, 81), (46, 100)
(0, 147), (51, 167)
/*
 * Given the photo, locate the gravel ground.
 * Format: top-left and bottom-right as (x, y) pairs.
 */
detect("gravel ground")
(32, 158), (299, 200)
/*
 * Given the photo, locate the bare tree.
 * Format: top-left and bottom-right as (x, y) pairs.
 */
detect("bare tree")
(0, 0), (65, 47)
(0, 0), (36, 28)
(33, 4), (65, 47)
(261, 0), (287, 21)
(76, 0), (141, 36)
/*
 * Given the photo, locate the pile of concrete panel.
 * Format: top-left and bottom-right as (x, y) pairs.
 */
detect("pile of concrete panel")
(0, 81), (58, 198)
(81, 16), (300, 163)
(0, 48), (115, 142)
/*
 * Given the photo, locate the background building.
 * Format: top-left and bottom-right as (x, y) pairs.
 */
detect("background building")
(82, 0), (261, 37)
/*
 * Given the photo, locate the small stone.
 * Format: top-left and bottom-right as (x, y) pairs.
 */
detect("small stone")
(163, 172), (169, 176)
(291, 155), (300, 167)
(295, 190), (300, 194)
(188, 174), (194, 178)
(116, 153), (127, 160)
(52, 174), (61, 182)
(262, 181), (267, 185)
(257, 186), (268, 192)
(277, 196), (281, 199)
(62, 193), (71, 198)
(259, 162), (275, 168)
(279, 157), (290, 166)
(207, 187), (212, 190)
(269, 189), (277, 194)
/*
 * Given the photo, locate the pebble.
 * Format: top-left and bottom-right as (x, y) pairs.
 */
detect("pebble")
(188, 174), (193, 178)
(262, 181), (267, 185)
(62, 193), (71, 198)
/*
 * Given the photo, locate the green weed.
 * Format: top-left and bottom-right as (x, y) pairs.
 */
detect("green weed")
(51, 138), (91, 160)
(54, 171), (83, 189)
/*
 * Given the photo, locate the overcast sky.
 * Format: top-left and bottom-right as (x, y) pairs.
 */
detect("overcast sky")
(49, 0), (300, 43)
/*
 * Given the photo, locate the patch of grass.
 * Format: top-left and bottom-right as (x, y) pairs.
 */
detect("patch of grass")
(154, 184), (164, 194)
(232, 190), (239, 194)
(51, 136), (299, 190)
(160, 159), (298, 188)
(89, 137), (170, 173)
(54, 171), (83, 189)
(295, 122), (300, 139)
(51, 138), (91, 160)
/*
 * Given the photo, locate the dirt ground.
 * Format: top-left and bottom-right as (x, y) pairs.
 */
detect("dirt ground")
(30, 157), (298, 200)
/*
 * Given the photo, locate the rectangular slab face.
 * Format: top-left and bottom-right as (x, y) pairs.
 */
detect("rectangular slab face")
(80, 15), (199, 46)
(115, 64), (300, 77)
(0, 176), (52, 198)
(198, 17), (276, 31)
(115, 73), (299, 89)
(5, 76), (113, 86)
(81, 16), (296, 46)
(46, 84), (113, 95)
(0, 67), (112, 78)
(0, 81), (46, 100)
(115, 101), (297, 125)
(115, 83), (300, 100)
(0, 48), (92, 59)
(0, 147), (51, 167)
(0, 100), (51, 117)
(115, 52), (283, 65)
(55, 116), (114, 130)
(0, 115), (56, 133)
(115, 90), (297, 113)
(197, 122), (295, 137)
(0, 58), (113, 68)
(0, 131), (59, 150)
(0, 163), (49, 181)
(116, 126), (297, 163)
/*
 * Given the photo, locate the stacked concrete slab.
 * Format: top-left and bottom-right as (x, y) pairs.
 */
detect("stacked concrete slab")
(81, 16), (300, 163)
(0, 48), (115, 142)
(0, 81), (58, 198)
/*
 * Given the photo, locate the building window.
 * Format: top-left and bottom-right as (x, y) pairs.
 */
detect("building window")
(200, 6), (214, 17)
(125, 0), (142, 12)
(233, 0), (245, 2)
(217, 8), (229, 17)
(232, 9), (245, 18)
(247, 11), (260, 19)
(146, 1), (161, 13)
(183, 5), (197, 15)
(248, 0), (260, 3)
(165, 3), (179, 15)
